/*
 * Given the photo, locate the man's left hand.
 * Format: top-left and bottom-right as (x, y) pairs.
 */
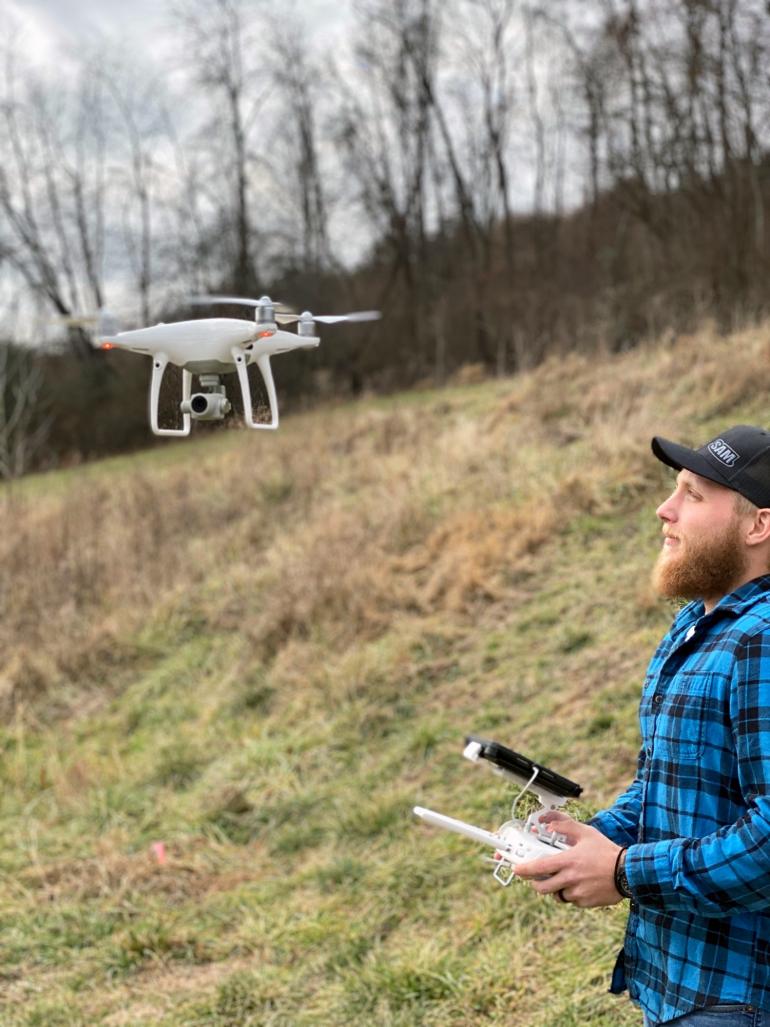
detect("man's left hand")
(513, 817), (625, 908)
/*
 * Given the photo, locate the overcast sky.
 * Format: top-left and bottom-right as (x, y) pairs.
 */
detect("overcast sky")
(5, 0), (164, 63)
(6, 0), (351, 66)
(21, 0), (166, 35)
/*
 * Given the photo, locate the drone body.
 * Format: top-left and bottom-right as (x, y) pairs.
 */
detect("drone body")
(93, 296), (379, 436)
(102, 318), (269, 369)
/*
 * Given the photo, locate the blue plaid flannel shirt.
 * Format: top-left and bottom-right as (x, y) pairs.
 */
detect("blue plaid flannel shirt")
(590, 575), (770, 1025)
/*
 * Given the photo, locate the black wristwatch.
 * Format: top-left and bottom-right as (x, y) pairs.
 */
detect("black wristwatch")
(614, 847), (633, 899)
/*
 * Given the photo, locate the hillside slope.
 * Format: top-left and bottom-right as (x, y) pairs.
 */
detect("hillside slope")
(3, 322), (770, 1026)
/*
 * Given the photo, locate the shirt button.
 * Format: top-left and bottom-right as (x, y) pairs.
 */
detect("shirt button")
(653, 694), (662, 705)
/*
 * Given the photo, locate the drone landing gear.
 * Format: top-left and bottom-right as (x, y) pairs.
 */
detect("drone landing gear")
(150, 353), (192, 437)
(233, 347), (279, 430)
(149, 349), (281, 434)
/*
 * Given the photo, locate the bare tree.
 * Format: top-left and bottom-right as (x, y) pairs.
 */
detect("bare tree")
(0, 340), (49, 480)
(173, 0), (267, 295)
(267, 18), (333, 275)
(335, 0), (441, 378)
(0, 42), (108, 358)
(453, 0), (520, 372)
(101, 68), (167, 325)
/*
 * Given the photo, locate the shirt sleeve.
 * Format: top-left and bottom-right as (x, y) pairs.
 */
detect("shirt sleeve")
(587, 747), (645, 846)
(626, 634), (770, 915)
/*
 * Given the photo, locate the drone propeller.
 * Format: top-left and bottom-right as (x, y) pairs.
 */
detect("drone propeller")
(190, 295), (381, 325)
(60, 314), (99, 327)
(275, 310), (381, 325)
(190, 295), (260, 307)
(189, 295), (293, 314)
(58, 308), (121, 341)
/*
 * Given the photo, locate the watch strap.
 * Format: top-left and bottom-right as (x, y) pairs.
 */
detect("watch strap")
(614, 846), (633, 899)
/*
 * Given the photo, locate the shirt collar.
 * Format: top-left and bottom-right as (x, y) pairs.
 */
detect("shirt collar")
(712, 574), (770, 613)
(675, 574), (770, 627)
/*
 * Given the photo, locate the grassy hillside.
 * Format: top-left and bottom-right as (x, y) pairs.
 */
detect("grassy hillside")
(3, 322), (770, 1026)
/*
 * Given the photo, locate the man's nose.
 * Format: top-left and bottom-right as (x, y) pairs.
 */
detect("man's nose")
(656, 492), (678, 523)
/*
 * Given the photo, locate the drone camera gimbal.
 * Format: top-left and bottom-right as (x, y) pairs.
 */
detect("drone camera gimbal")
(179, 376), (231, 421)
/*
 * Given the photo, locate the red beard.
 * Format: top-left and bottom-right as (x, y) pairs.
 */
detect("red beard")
(652, 515), (748, 604)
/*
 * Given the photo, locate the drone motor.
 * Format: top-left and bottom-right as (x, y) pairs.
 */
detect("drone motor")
(297, 312), (316, 337)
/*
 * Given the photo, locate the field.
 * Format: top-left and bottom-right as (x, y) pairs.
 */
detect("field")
(3, 322), (770, 1025)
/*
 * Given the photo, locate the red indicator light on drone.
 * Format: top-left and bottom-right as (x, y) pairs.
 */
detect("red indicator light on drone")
(258, 330), (275, 339)
(100, 342), (115, 350)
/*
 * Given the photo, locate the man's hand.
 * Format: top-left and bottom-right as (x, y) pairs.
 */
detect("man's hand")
(513, 814), (625, 908)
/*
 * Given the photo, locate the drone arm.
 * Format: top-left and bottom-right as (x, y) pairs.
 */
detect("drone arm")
(149, 354), (191, 437)
(232, 346), (278, 430)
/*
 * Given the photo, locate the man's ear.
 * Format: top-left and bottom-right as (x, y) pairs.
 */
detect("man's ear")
(746, 508), (770, 547)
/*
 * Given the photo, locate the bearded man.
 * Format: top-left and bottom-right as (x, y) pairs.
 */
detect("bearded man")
(515, 425), (770, 1027)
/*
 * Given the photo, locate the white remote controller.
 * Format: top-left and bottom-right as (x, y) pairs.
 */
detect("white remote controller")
(413, 806), (568, 886)
(412, 737), (582, 887)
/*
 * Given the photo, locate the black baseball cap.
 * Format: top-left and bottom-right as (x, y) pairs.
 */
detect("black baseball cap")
(652, 425), (770, 509)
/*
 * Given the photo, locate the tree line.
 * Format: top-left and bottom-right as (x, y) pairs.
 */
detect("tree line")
(1, 0), (769, 471)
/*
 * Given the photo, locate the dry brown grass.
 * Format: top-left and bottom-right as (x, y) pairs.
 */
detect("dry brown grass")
(3, 320), (769, 724)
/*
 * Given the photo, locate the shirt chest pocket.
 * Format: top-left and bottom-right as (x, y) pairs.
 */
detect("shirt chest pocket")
(644, 675), (719, 762)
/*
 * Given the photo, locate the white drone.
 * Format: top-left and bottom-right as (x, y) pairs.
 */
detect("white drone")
(87, 295), (380, 436)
